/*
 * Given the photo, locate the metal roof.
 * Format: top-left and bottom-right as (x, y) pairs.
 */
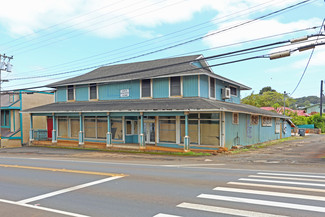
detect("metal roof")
(22, 97), (288, 118)
(48, 55), (251, 90)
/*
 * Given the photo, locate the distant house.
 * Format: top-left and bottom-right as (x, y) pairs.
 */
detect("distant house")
(260, 107), (310, 117)
(0, 90), (54, 148)
(23, 55), (291, 151)
(305, 104), (325, 115)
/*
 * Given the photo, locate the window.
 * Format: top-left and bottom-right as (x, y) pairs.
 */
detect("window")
(262, 116), (272, 127)
(84, 117), (108, 139)
(58, 117), (68, 137)
(111, 118), (123, 140)
(159, 117), (176, 143)
(232, 113), (239, 124)
(275, 118), (281, 134)
(179, 113), (220, 146)
(170, 76), (181, 96)
(200, 114), (220, 146)
(89, 83), (97, 100)
(141, 79), (151, 98)
(1, 110), (10, 127)
(70, 118), (80, 138)
(250, 115), (259, 125)
(230, 86), (237, 96)
(210, 77), (215, 98)
(126, 121), (132, 135)
(67, 85), (74, 101)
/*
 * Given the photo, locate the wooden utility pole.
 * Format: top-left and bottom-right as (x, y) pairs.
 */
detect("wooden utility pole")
(321, 80), (323, 117)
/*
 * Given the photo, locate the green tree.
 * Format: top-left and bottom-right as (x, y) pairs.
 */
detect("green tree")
(259, 86), (276, 95)
(242, 90), (296, 108)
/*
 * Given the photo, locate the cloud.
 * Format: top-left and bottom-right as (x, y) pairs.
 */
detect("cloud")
(0, 0), (306, 38)
(203, 18), (322, 49)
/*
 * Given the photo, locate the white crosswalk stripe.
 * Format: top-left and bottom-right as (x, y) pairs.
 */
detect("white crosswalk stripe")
(177, 202), (289, 217)
(154, 171), (325, 217)
(213, 186), (325, 201)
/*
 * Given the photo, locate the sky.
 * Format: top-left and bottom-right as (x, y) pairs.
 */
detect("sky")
(0, 0), (324, 99)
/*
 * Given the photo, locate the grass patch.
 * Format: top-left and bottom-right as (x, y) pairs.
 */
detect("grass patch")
(229, 136), (303, 154)
(31, 145), (211, 156)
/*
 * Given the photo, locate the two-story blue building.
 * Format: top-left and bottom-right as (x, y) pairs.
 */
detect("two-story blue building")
(24, 55), (291, 151)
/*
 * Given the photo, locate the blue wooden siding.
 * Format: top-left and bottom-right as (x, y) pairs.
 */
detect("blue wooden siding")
(224, 112), (289, 149)
(56, 87), (67, 102)
(153, 78), (169, 98)
(98, 80), (140, 100)
(200, 75), (209, 98)
(183, 75), (198, 97)
(215, 79), (224, 101)
(75, 85), (89, 101)
(191, 61), (203, 68)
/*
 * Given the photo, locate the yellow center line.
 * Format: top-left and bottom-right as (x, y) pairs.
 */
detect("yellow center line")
(0, 164), (127, 177)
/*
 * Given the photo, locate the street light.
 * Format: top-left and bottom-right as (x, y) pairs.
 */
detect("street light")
(0, 54), (13, 148)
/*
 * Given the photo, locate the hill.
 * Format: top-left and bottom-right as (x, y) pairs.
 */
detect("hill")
(295, 96), (320, 108)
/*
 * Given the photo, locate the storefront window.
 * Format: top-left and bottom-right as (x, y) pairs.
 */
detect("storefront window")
(84, 118), (96, 138)
(126, 121), (132, 135)
(159, 117), (176, 143)
(58, 118), (68, 137)
(180, 120), (198, 144)
(70, 118), (79, 138)
(111, 119), (123, 140)
(97, 118), (107, 139)
(200, 120), (220, 146)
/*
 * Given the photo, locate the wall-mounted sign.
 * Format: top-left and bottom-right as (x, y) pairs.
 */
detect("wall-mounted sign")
(120, 89), (129, 97)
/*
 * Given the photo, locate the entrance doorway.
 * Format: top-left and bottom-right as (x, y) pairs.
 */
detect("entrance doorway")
(144, 120), (155, 144)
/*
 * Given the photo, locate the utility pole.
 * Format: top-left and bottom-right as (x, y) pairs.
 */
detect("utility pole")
(283, 91), (286, 116)
(321, 80), (323, 117)
(0, 54), (13, 148)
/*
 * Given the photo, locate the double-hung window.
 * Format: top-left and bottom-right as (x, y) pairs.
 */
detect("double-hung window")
(141, 79), (151, 98)
(210, 77), (215, 98)
(89, 83), (97, 100)
(170, 76), (181, 96)
(67, 85), (74, 101)
(230, 86), (237, 96)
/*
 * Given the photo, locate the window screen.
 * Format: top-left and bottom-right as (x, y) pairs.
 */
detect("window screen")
(170, 76), (181, 96)
(141, 79), (151, 97)
(67, 85), (74, 100)
(89, 84), (97, 100)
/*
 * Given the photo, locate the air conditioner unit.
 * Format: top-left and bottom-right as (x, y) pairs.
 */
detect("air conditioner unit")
(222, 88), (231, 99)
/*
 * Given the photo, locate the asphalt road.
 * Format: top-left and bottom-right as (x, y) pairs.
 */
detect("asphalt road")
(0, 134), (324, 217)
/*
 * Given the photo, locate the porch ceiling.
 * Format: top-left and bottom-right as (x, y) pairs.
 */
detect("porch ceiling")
(22, 98), (287, 118)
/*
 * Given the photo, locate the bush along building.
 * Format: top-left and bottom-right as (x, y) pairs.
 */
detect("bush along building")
(23, 55), (291, 151)
(1, 90), (54, 148)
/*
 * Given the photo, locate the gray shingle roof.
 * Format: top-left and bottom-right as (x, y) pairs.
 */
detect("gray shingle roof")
(48, 55), (251, 90)
(23, 98), (287, 118)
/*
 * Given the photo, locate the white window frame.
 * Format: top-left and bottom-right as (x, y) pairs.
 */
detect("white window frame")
(229, 85), (238, 97)
(67, 85), (75, 101)
(140, 79), (152, 98)
(89, 83), (98, 100)
(169, 76), (183, 97)
(209, 77), (216, 99)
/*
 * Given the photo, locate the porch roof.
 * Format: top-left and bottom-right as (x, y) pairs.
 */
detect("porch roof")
(22, 98), (288, 118)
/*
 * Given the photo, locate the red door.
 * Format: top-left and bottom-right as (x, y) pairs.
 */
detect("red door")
(47, 118), (53, 139)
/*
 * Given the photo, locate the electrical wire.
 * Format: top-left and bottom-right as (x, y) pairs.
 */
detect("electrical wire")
(290, 18), (325, 96)
(9, 0), (306, 77)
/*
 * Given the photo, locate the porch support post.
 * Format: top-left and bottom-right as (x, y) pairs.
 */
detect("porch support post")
(52, 114), (57, 144)
(139, 112), (145, 149)
(184, 112), (190, 152)
(79, 113), (84, 147)
(29, 113), (34, 144)
(106, 113), (112, 147)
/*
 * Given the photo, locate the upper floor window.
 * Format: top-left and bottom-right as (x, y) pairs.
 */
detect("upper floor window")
(170, 76), (181, 96)
(210, 77), (215, 98)
(230, 86), (237, 96)
(141, 79), (151, 98)
(67, 85), (74, 101)
(89, 83), (97, 100)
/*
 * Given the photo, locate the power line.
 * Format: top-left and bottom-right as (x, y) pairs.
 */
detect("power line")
(9, 0), (304, 77)
(290, 18), (325, 96)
